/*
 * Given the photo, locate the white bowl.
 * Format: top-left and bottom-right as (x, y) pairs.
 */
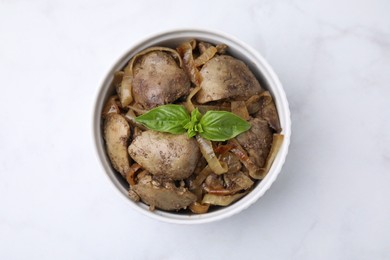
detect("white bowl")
(92, 28), (291, 224)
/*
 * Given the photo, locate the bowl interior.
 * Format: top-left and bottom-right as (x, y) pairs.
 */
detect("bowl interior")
(93, 29), (291, 224)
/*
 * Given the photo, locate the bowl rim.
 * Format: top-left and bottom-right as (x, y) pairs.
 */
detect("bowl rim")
(92, 28), (291, 224)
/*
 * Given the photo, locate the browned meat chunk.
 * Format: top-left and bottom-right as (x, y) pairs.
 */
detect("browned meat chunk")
(221, 152), (242, 174)
(128, 131), (200, 180)
(196, 55), (263, 103)
(255, 91), (281, 132)
(132, 175), (197, 211)
(103, 114), (131, 177)
(236, 118), (273, 168)
(132, 51), (191, 109)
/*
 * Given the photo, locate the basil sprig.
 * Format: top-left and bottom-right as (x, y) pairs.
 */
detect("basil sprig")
(183, 109), (204, 138)
(135, 104), (190, 134)
(135, 105), (251, 141)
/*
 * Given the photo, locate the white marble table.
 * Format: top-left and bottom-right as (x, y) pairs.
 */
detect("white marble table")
(1, 0), (389, 259)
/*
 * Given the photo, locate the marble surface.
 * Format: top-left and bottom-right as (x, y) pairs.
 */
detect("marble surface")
(1, 0), (389, 259)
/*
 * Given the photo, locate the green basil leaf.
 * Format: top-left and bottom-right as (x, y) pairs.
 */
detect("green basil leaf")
(187, 129), (197, 138)
(199, 111), (251, 141)
(194, 123), (203, 133)
(135, 104), (250, 141)
(184, 108), (203, 138)
(135, 104), (190, 134)
(191, 108), (202, 123)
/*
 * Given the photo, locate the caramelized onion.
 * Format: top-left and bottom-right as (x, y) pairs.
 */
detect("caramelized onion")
(229, 138), (261, 179)
(203, 188), (232, 195)
(257, 91), (282, 132)
(231, 101), (250, 121)
(198, 42), (213, 54)
(202, 192), (248, 206)
(126, 163), (142, 186)
(189, 202), (210, 214)
(258, 134), (284, 178)
(124, 109), (147, 130)
(194, 46), (217, 67)
(214, 143), (235, 155)
(102, 95), (120, 118)
(216, 44), (228, 54)
(177, 40), (202, 87)
(113, 71), (124, 106)
(127, 105), (148, 115)
(177, 40), (203, 112)
(204, 171), (254, 196)
(196, 135), (228, 175)
(184, 86), (201, 112)
(245, 94), (261, 114)
(196, 104), (230, 114)
(190, 165), (213, 190)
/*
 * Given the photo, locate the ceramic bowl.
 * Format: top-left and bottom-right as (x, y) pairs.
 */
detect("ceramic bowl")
(92, 28), (291, 224)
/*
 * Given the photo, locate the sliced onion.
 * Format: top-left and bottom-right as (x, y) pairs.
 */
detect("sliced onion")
(177, 40), (204, 112)
(102, 96), (120, 118)
(202, 192), (248, 206)
(136, 170), (149, 181)
(224, 171), (254, 192)
(196, 135), (228, 175)
(119, 68), (133, 108)
(120, 47), (183, 107)
(214, 143), (235, 155)
(189, 202), (210, 214)
(196, 104), (230, 114)
(188, 165), (211, 202)
(124, 109), (147, 130)
(128, 105), (148, 115)
(220, 151), (242, 174)
(188, 39), (197, 50)
(245, 94), (261, 114)
(203, 188), (232, 195)
(184, 86), (201, 112)
(216, 44), (228, 54)
(204, 173), (224, 190)
(113, 71), (124, 84)
(194, 46), (217, 67)
(177, 41), (202, 87)
(126, 163), (142, 186)
(198, 42), (213, 54)
(229, 138), (261, 179)
(257, 91), (282, 132)
(258, 134), (284, 178)
(231, 101), (250, 121)
(205, 171), (254, 196)
(191, 165), (213, 189)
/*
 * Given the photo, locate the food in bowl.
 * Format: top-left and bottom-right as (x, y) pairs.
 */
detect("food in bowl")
(101, 39), (283, 214)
